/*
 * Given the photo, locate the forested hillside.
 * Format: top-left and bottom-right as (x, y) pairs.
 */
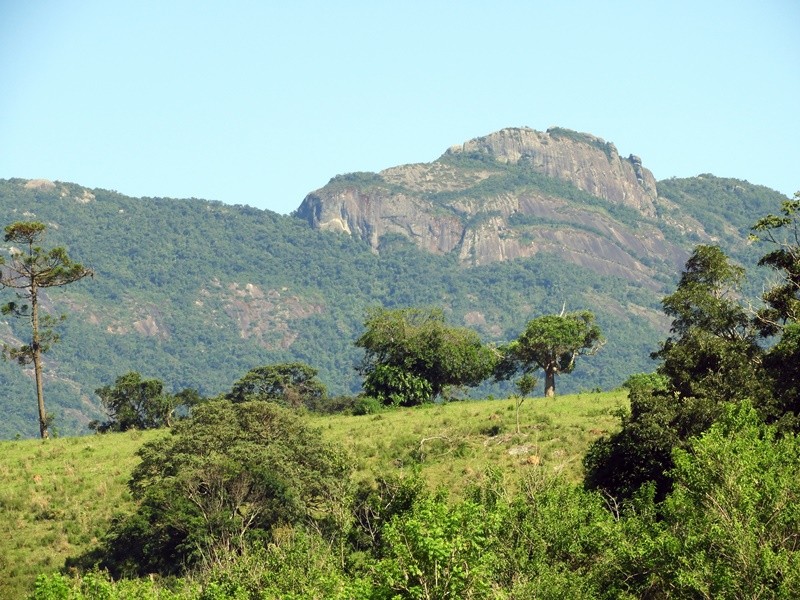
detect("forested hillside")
(0, 133), (788, 438)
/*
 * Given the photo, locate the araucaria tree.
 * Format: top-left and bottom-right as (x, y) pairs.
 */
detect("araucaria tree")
(498, 310), (603, 397)
(0, 222), (92, 438)
(355, 307), (497, 406)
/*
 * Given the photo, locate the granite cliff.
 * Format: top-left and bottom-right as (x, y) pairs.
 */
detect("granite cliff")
(296, 127), (697, 288)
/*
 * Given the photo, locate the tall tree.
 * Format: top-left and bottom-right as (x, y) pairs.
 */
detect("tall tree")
(0, 222), (92, 438)
(751, 193), (800, 428)
(355, 307), (497, 405)
(497, 311), (603, 397)
(585, 246), (766, 501)
(653, 244), (762, 403)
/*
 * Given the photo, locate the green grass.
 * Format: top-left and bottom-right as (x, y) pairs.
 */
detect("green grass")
(315, 389), (626, 493)
(0, 390), (626, 599)
(0, 428), (165, 599)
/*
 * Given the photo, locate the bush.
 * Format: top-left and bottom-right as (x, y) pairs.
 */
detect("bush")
(93, 400), (351, 576)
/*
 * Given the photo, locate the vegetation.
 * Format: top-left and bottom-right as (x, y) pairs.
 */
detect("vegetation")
(91, 371), (198, 432)
(355, 307), (497, 405)
(0, 222), (92, 438)
(1, 180), (799, 596)
(496, 310), (604, 397)
(80, 400), (350, 578)
(15, 399), (800, 598)
(226, 362), (326, 409)
(1, 391), (624, 599)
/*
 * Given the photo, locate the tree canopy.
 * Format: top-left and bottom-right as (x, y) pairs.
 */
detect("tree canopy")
(497, 310), (603, 397)
(226, 362), (327, 410)
(355, 307), (497, 405)
(90, 371), (198, 432)
(93, 400), (350, 576)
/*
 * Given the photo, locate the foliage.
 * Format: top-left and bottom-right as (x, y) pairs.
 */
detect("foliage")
(497, 310), (603, 397)
(30, 570), (193, 599)
(0, 221), (92, 437)
(226, 362), (326, 409)
(355, 307), (497, 405)
(90, 371), (195, 432)
(621, 371), (668, 393)
(362, 364), (433, 407)
(752, 193), (800, 430)
(604, 403), (800, 598)
(763, 322), (800, 431)
(586, 245), (770, 502)
(92, 400), (350, 576)
(490, 473), (620, 599)
(751, 193), (800, 333)
(1, 392), (622, 597)
(372, 495), (501, 599)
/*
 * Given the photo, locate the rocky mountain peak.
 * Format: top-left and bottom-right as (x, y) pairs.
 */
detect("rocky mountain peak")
(445, 127), (658, 215)
(295, 127), (680, 286)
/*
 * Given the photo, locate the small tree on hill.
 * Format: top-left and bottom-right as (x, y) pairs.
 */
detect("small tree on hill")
(355, 306), (497, 406)
(91, 371), (198, 432)
(497, 311), (603, 397)
(95, 400), (350, 575)
(227, 362), (327, 410)
(0, 222), (92, 438)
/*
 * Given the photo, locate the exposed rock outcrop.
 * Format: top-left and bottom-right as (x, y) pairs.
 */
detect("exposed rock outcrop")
(296, 127), (687, 288)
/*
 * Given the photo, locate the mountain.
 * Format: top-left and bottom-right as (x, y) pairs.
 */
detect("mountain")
(296, 127), (762, 288)
(0, 127), (787, 438)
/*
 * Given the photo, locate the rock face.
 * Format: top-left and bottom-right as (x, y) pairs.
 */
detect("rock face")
(296, 127), (689, 289)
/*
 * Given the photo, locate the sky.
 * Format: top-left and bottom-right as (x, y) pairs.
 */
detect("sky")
(1, 1), (798, 215)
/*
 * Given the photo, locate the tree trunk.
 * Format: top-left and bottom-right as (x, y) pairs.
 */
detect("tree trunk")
(544, 367), (556, 397)
(30, 287), (48, 439)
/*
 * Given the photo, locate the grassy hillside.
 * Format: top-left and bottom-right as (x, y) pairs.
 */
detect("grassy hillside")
(0, 390), (625, 598)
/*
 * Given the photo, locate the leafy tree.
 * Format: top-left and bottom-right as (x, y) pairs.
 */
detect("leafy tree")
(751, 193), (800, 429)
(653, 244), (763, 403)
(90, 371), (197, 432)
(373, 495), (501, 599)
(355, 307), (497, 406)
(0, 221), (92, 438)
(585, 246), (763, 502)
(92, 400), (350, 576)
(227, 362), (326, 409)
(750, 192), (800, 335)
(497, 311), (603, 397)
(362, 363), (433, 408)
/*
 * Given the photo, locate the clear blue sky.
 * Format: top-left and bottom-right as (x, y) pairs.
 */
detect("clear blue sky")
(1, 1), (798, 215)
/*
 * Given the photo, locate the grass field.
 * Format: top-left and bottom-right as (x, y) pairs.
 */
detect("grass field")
(0, 390), (626, 599)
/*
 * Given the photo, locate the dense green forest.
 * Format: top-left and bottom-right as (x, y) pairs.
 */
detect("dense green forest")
(0, 173), (785, 439)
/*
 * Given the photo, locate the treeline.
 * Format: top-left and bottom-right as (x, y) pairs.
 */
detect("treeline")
(27, 195), (800, 598)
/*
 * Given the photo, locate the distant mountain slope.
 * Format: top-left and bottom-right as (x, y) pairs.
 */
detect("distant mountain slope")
(0, 129), (787, 438)
(297, 127), (777, 289)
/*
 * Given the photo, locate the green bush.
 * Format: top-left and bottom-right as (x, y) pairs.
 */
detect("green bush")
(91, 400), (351, 576)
